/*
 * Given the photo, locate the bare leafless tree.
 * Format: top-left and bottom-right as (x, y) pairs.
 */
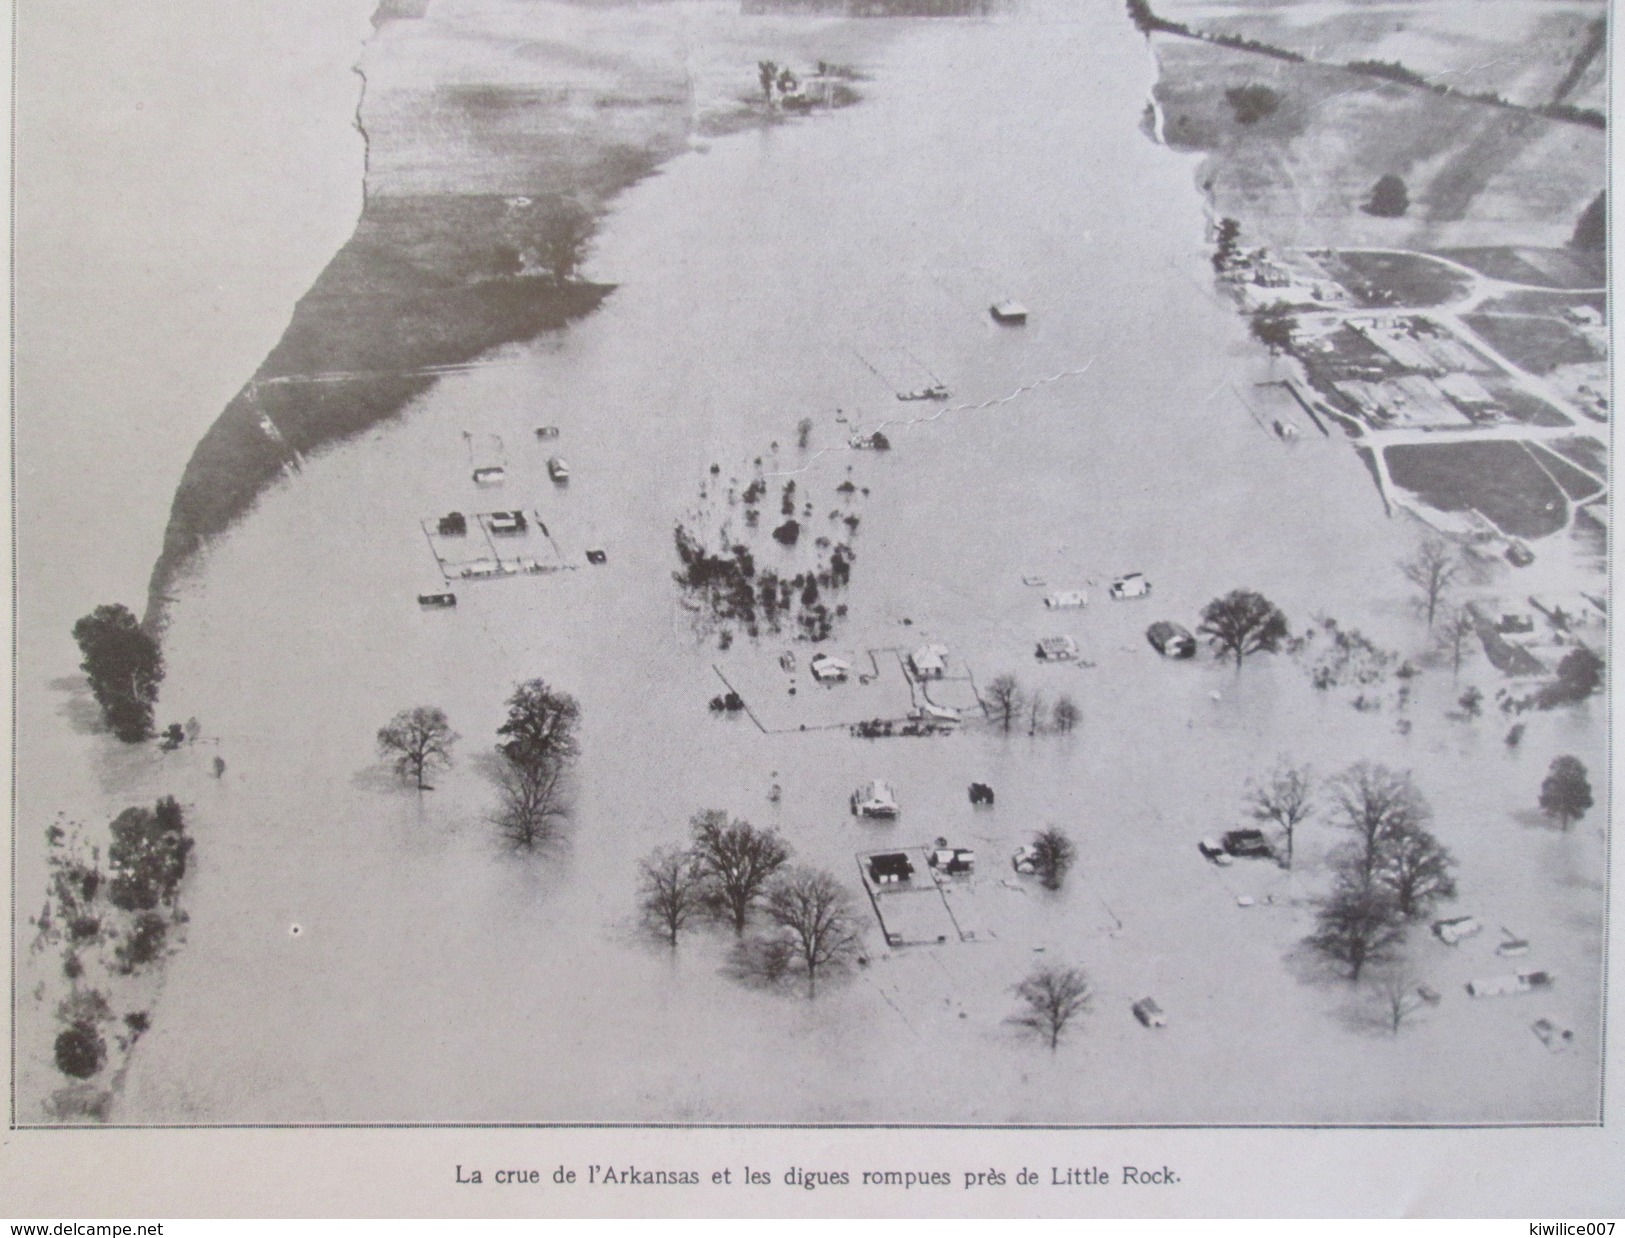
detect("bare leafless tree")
(639, 846), (707, 947)
(377, 706), (458, 790)
(1371, 959), (1428, 1034)
(983, 674), (1025, 733)
(1010, 964), (1092, 1050)
(1328, 761), (1430, 890)
(1374, 817), (1457, 919)
(1435, 605), (1476, 679)
(763, 867), (861, 996)
(1307, 880), (1404, 982)
(1027, 690), (1046, 736)
(1245, 759), (1314, 869)
(691, 810), (790, 934)
(1399, 536), (1461, 629)
(487, 754), (566, 851)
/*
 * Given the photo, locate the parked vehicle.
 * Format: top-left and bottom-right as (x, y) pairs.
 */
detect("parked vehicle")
(1197, 838), (1234, 866)
(1146, 621), (1197, 658)
(1222, 828), (1272, 859)
(417, 592), (457, 608)
(534, 425), (560, 439)
(1466, 970), (1553, 998)
(1110, 572), (1152, 600)
(1431, 916), (1483, 945)
(1132, 997), (1167, 1028)
(1531, 1018), (1574, 1051)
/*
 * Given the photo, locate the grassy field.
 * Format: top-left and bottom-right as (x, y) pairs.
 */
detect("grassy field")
(1156, 0), (1606, 112)
(1148, 17), (1604, 250)
(1385, 440), (1569, 537)
(1461, 312), (1604, 375)
(1322, 250), (1473, 307)
(1439, 246), (1606, 288)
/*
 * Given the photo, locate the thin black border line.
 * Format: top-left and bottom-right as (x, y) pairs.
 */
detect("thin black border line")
(10, 0), (21, 1135)
(4, 1), (1618, 1135)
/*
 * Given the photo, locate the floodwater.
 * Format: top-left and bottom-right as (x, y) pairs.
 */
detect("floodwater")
(20, 0), (1605, 1122)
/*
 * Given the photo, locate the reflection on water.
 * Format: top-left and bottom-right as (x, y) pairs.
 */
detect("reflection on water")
(35, 0), (1603, 1123)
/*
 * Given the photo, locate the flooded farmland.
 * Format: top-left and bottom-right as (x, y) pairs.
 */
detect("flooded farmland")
(15, 0), (1606, 1125)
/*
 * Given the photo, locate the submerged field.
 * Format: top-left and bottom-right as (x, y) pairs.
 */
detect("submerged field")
(15, 0), (1609, 1125)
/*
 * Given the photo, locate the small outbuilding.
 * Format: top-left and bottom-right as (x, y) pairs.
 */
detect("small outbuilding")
(867, 851), (915, 885)
(990, 300), (1029, 324)
(810, 653), (852, 683)
(851, 779), (900, 819)
(1044, 590), (1088, 609)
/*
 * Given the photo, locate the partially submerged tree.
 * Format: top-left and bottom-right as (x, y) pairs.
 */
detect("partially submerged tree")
(1051, 695), (1081, 733)
(489, 753), (567, 850)
(1245, 759), (1314, 869)
(1374, 816), (1457, 919)
(1538, 646), (1604, 708)
(1436, 606), (1476, 680)
(1010, 964), (1092, 1050)
(1198, 589), (1289, 671)
(491, 680), (580, 851)
(1212, 216), (1241, 273)
(691, 810), (790, 934)
(638, 846), (708, 947)
(1327, 762), (1430, 889)
(377, 706), (458, 790)
(1307, 883), (1404, 982)
(497, 679), (581, 771)
(1371, 959), (1428, 1035)
(1399, 536), (1461, 629)
(1250, 303), (1297, 356)
(1029, 828), (1077, 892)
(763, 866), (861, 996)
(1539, 755), (1593, 830)
(983, 674), (1025, 733)
(71, 604), (164, 743)
(535, 198), (594, 283)
(107, 797), (193, 913)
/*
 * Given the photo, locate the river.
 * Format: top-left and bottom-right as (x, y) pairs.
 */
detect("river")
(25, 0), (1603, 1123)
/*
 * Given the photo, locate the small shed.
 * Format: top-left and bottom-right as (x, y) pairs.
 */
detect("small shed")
(990, 300), (1029, 324)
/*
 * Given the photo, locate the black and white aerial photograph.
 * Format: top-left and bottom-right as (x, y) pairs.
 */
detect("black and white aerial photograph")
(11, 0), (1614, 1134)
